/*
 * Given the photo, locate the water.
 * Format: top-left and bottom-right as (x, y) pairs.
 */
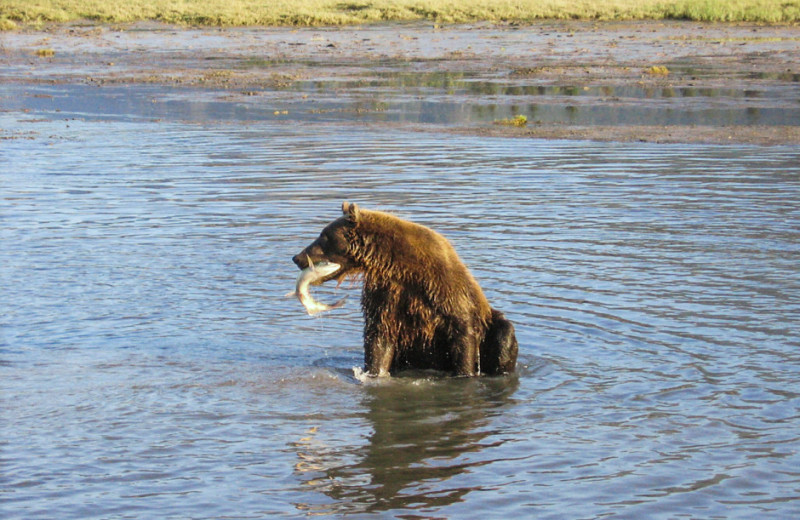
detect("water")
(2, 87), (800, 519)
(4, 79), (799, 129)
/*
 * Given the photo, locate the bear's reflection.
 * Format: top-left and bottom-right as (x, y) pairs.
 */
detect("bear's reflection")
(293, 374), (519, 515)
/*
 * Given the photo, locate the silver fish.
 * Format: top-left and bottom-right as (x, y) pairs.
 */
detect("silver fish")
(286, 259), (346, 315)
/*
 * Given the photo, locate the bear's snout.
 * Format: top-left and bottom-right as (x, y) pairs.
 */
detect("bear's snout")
(292, 253), (308, 269)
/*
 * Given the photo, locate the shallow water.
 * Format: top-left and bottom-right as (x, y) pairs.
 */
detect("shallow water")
(4, 77), (799, 130)
(2, 84), (800, 519)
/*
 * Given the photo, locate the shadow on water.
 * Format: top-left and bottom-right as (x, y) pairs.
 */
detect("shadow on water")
(291, 374), (520, 515)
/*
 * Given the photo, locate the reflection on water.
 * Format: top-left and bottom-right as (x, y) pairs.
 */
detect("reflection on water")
(4, 74), (800, 129)
(293, 375), (521, 515)
(1, 92), (799, 519)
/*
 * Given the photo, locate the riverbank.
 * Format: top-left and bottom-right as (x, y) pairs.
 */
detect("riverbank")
(2, 21), (799, 144)
(2, 0), (799, 30)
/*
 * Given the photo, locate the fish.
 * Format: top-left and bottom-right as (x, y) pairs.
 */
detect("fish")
(286, 258), (346, 315)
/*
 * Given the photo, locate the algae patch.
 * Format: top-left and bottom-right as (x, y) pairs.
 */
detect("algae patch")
(646, 65), (670, 76)
(493, 115), (528, 127)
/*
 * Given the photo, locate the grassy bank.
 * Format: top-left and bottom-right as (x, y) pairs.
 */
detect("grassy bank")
(1, 0), (799, 29)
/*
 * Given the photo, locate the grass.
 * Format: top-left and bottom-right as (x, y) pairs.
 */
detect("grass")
(646, 65), (670, 75)
(494, 115), (528, 127)
(1, 0), (798, 29)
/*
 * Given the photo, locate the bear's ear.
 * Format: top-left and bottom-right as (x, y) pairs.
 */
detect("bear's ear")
(342, 201), (360, 223)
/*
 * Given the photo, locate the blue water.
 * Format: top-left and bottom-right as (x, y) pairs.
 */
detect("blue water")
(2, 87), (800, 518)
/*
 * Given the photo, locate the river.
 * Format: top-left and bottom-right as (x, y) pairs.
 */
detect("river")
(2, 82), (799, 519)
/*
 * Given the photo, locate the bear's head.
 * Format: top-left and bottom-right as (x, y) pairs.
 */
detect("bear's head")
(292, 202), (362, 284)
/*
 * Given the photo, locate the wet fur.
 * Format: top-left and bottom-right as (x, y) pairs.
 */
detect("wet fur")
(293, 202), (517, 376)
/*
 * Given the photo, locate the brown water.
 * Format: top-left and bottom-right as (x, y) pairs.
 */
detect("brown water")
(2, 83), (800, 518)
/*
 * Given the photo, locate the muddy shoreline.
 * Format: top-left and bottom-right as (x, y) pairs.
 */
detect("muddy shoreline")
(2, 21), (799, 144)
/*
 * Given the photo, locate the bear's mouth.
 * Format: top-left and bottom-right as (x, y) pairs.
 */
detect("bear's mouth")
(317, 267), (362, 288)
(293, 254), (359, 287)
(313, 266), (344, 286)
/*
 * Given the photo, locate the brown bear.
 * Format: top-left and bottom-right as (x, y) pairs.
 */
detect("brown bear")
(292, 202), (518, 377)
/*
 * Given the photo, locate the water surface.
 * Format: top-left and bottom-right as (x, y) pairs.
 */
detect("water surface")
(2, 88), (800, 518)
(5, 79), (800, 129)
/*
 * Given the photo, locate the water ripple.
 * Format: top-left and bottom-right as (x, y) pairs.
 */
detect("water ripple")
(2, 115), (799, 519)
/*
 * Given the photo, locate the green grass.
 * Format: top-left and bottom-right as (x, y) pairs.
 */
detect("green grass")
(1, 0), (798, 29)
(494, 115), (529, 127)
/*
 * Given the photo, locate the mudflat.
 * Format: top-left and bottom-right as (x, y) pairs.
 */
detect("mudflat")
(3, 21), (799, 144)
